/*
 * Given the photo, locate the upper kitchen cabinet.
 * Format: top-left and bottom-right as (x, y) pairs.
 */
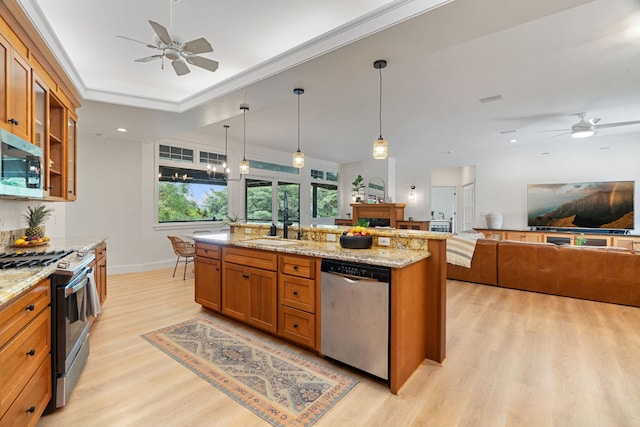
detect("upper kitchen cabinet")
(0, 31), (31, 142)
(1, 3), (81, 201)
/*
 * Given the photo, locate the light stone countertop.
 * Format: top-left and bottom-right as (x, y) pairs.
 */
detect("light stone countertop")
(193, 226), (445, 268)
(0, 236), (107, 308)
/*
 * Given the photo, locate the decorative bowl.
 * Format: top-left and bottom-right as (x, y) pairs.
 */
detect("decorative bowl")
(339, 235), (372, 249)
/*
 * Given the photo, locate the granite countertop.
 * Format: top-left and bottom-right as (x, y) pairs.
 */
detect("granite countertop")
(193, 232), (431, 268)
(0, 236), (107, 308)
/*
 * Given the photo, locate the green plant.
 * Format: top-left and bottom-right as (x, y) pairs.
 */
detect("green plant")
(356, 218), (370, 227)
(575, 233), (587, 246)
(23, 205), (53, 238)
(351, 174), (364, 193)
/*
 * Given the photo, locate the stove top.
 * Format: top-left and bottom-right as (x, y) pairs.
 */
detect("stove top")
(0, 250), (74, 270)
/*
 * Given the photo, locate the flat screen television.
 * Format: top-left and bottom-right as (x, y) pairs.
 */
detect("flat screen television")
(527, 181), (634, 230)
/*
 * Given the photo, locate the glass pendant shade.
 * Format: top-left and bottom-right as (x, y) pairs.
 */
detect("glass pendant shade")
(293, 149), (304, 168)
(239, 159), (250, 175)
(373, 137), (388, 159)
(373, 59), (388, 160)
(293, 88), (304, 168)
(239, 104), (250, 175)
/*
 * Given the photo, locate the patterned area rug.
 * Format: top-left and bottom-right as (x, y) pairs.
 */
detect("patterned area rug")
(142, 316), (358, 427)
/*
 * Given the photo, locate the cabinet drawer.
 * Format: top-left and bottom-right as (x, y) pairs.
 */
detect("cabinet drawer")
(280, 255), (316, 279)
(0, 308), (50, 416)
(223, 247), (277, 271)
(0, 356), (51, 427)
(196, 243), (221, 259)
(94, 241), (107, 259)
(279, 275), (315, 313)
(278, 306), (315, 349)
(0, 280), (50, 346)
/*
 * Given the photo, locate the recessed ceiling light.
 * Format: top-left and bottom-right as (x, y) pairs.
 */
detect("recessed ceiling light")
(479, 94), (502, 103)
(116, 128), (127, 132)
(509, 139), (517, 143)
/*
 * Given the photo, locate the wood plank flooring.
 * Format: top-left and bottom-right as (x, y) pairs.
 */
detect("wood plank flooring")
(38, 271), (640, 426)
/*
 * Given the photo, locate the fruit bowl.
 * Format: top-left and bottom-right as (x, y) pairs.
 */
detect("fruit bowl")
(339, 235), (372, 249)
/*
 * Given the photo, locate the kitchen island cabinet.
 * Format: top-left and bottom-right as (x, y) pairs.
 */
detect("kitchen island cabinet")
(194, 226), (448, 395)
(221, 247), (278, 334)
(195, 243), (221, 312)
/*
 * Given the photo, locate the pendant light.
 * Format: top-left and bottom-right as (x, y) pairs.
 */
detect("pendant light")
(239, 104), (250, 175)
(292, 88), (305, 168)
(373, 59), (388, 160)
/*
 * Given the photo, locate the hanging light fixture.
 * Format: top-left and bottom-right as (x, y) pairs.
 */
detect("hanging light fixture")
(239, 104), (250, 175)
(292, 88), (305, 168)
(373, 59), (388, 159)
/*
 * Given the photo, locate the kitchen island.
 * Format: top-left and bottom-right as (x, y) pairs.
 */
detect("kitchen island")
(193, 224), (448, 394)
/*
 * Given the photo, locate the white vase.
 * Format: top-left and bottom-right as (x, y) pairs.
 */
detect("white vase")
(486, 211), (503, 229)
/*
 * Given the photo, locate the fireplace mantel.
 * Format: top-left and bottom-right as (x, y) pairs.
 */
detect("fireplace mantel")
(351, 203), (406, 227)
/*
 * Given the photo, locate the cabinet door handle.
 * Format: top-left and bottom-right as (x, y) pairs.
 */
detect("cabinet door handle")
(242, 274), (250, 279)
(215, 268), (220, 271)
(293, 323), (298, 329)
(26, 406), (36, 414)
(293, 291), (298, 296)
(26, 349), (36, 356)
(293, 265), (298, 270)
(25, 304), (35, 311)
(9, 118), (19, 125)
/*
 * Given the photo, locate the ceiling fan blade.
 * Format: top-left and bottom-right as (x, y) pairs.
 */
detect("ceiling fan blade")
(135, 55), (163, 63)
(117, 35), (158, 49)
(149, 20), (172, 46)
(595, 120), (640, 129)
(183, 37), (213, 54)
(172, 60), (190, 76)
(545, 131), (572, 140)
(186, 55), (219, 72)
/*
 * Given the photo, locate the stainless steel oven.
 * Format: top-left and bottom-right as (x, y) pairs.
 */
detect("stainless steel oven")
(47, 252), (96, 411)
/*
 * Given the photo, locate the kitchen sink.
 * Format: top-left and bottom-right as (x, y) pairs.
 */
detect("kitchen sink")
(248, 238), (299, 246)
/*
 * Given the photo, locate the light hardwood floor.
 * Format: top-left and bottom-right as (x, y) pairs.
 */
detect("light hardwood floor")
(38, 269), (640, 426)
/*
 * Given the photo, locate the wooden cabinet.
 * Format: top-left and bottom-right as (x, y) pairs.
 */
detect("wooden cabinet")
(397, 220), (429, 230)
(351, 203), (405, 227)
(612, 236), (640, 251)
(334, 219), (352, 226)
(222, 247), (278, 334)
(278, 254), (318, 349)
(93, 242), (107, 306)
(0, 32), (31, 141)
(0, 279), (51, 426)
(195, 243), (221, 312)
(1, 8), (81, 202)
(504, 231), (542, 243)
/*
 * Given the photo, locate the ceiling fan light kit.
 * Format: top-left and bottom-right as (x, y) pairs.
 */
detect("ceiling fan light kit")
(117, 0), (219, 76)
(373, 59), (388, 160)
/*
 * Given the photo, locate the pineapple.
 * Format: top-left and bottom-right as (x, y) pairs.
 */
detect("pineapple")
(23, 205), (53, 239)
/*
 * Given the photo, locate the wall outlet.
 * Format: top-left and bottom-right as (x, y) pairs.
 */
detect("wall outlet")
(245, 228), (252, 234)
(378, 237), (391, 246)
(326, 233), (336, 242)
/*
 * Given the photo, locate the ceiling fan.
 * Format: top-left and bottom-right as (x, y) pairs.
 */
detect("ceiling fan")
(544, 113), (640, 139)
(116, 0), (219, 76)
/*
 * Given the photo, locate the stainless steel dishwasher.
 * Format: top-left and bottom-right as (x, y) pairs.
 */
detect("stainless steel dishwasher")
(321, 259), (390, 380)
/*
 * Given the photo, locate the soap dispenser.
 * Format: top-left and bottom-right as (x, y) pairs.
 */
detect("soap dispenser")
(269, 223), (277, 236)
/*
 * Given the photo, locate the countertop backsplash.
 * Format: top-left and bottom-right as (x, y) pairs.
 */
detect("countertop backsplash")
(0, 228), (26, 249)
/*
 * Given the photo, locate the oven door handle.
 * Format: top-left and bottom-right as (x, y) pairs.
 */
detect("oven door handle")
(64, 267), (93, 296)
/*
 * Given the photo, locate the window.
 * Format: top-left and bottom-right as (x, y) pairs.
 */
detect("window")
(245, 179), (273, 222)
(310, 169), (324, 180)
(158, 166), (227, 223)
(159, 144), (194, 163)
(278, 182), (300, 226)
(311, 182), (338, 218)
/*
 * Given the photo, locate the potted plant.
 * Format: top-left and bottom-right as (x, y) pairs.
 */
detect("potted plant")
(352, 174), (365, 202)
(23, 204), (53, 239)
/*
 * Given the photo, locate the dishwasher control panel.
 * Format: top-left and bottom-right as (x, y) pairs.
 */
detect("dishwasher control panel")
(321, 259), (390, 282)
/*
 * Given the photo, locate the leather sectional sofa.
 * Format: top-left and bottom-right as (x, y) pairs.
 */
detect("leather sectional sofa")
(447, 239), (640, 307)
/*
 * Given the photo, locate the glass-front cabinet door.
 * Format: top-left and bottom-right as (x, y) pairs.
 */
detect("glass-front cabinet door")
(66, 112), (77, 200)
